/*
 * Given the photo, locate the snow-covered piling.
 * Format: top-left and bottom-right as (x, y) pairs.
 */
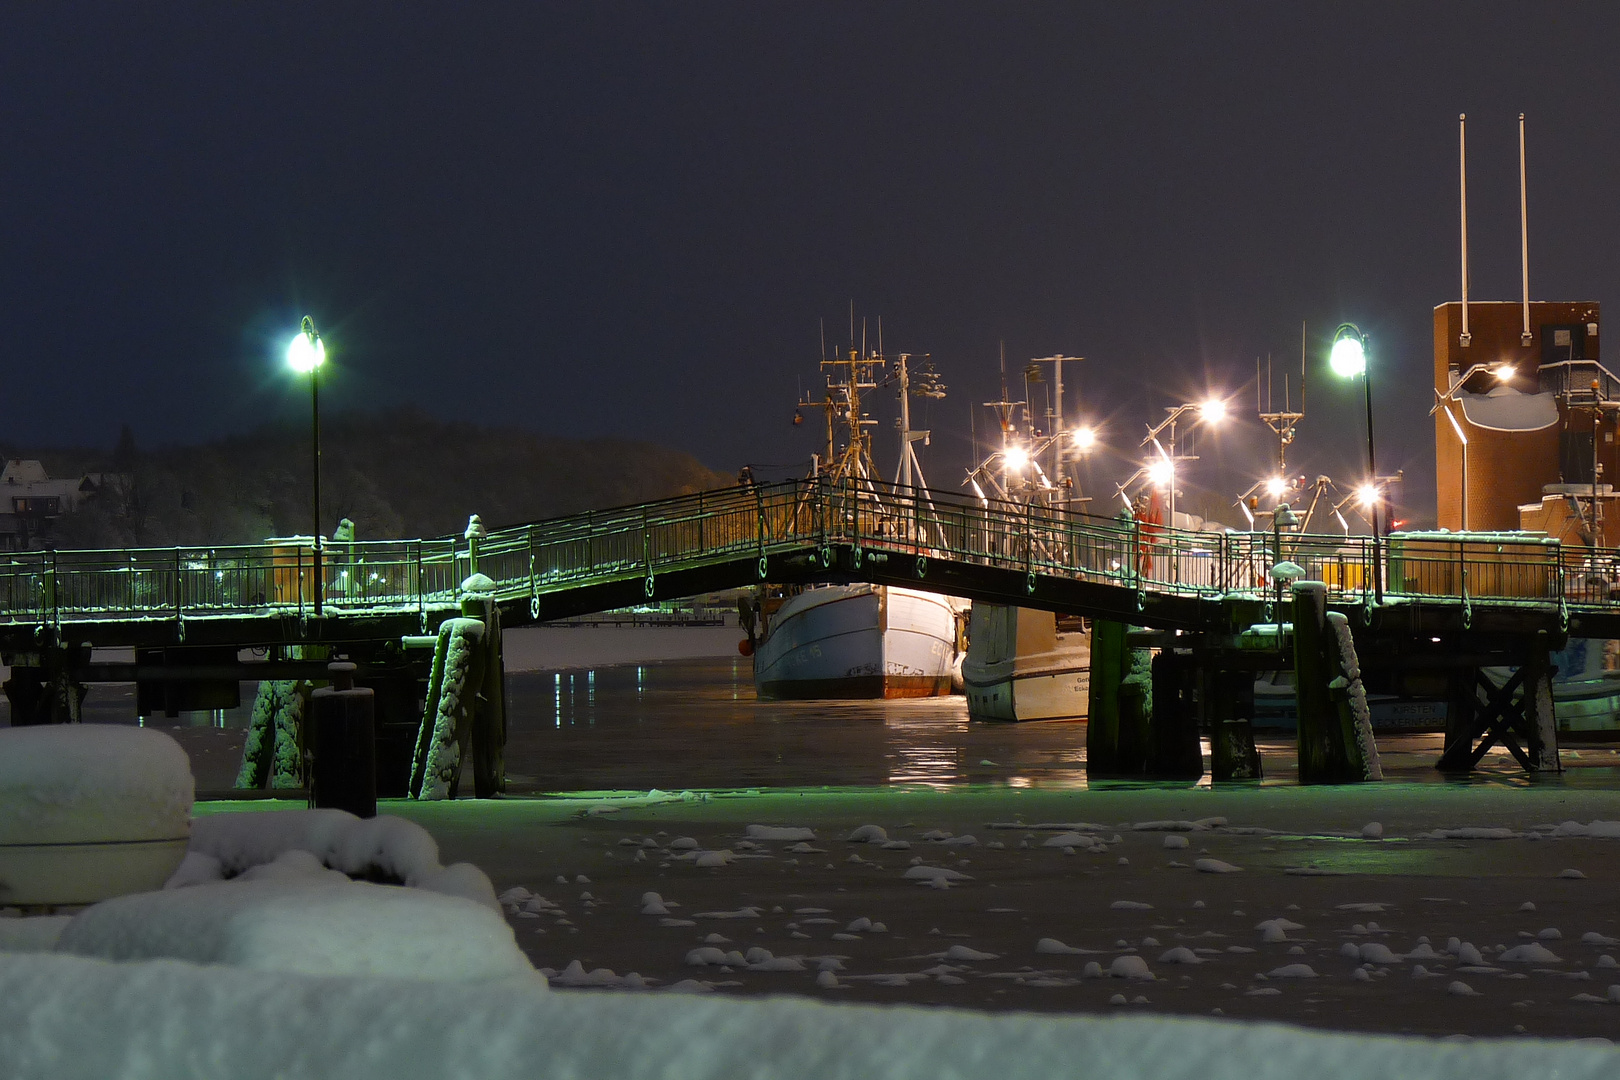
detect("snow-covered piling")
(235, 652), (314, 791)
(410, 573), (509, 800)
(1291, 582), (1377, 783)
(411, 618), (486, 801)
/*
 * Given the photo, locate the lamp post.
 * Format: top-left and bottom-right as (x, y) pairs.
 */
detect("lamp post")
(1329, 323), (1380, 602)
(288, 317), (326, 616)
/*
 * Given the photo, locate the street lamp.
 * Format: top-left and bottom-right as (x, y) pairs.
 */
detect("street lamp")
(1132, 396), (1229, 583)
(288, 316), (326, 616)
(1330, 323), (1381, 603)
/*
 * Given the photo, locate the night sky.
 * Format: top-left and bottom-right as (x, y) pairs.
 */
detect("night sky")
(5, 3), (1620, 527)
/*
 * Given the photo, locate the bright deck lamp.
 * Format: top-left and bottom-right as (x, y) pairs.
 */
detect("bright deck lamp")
(287, 321), (326, 373)
(1071, 426), (1097, 452)
(1331, 322), (1382, 603)
(1002, 446), (1030, 473)
(289, 316), (326, 616)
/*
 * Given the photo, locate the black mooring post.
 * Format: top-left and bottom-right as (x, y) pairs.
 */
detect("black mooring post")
(311, 661), (376, 818)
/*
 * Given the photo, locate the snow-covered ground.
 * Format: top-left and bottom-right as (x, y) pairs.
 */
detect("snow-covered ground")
(5, 947), (1620, 1080)
(8, 777), (1620, 1073)
(385, 783), (1620, 1041)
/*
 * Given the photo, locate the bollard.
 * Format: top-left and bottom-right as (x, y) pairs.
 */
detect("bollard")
(311, 661), (377, 818)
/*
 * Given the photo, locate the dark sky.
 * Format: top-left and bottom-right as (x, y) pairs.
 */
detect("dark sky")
(4, 3), (1619, 526)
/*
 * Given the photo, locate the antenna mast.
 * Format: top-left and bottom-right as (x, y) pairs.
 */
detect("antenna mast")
(1258, 331), (1306, 473)
(1519, 112), (1533, 346)
(1459, 113), (1472, 349)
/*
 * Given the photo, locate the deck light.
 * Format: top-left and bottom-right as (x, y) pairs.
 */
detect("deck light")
(289, 316), (326, 616)
(1003, 446), (1030, 472)
(1329, 330), (1366, 378)
(287, 320), (326, 373)
(1331, 322), (1381, 602)
(1071, 426), (1097, 452)
(1200, 398), (1228, 423)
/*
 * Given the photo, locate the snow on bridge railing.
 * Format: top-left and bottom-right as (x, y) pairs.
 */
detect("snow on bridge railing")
(2, 482), (1619, 628)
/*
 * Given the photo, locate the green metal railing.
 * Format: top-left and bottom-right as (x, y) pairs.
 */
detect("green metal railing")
(0, 477), (1611, 630)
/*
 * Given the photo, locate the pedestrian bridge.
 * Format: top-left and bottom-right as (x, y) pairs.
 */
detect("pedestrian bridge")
(2, 477), (1618, 649)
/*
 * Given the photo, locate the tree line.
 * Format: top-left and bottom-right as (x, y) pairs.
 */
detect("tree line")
(11, 408), (732, 549)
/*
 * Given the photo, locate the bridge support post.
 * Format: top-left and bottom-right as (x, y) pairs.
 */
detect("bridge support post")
(1145, 648), (1203, 780)
(1208, 666), (1262, 781)
(1085, 620), (1154, 778)
(1436, 641), (1561, 775)
(1293, 581), (1378, 784)
(2, 644), (87, 726)
(1085, 620), (1125, 775)
(464, 590), (508, 799)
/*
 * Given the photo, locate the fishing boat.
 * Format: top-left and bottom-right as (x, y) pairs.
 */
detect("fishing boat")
(744, 335), (966, 700)
(960, 354), (1094, 722)
(962, 605), (1089, 721)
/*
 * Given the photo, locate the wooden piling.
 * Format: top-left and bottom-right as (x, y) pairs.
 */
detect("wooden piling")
(464, 592), (508, 798)
(412, 617), (487, 800)
(1085, 619), (1127, 775)
(1293, 582), (1374, 784)
(1145, 649), (1203, 780)
(1208, 667), (1262, 781)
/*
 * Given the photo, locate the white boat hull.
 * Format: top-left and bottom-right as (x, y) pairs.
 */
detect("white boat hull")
(753, 584), (959, 700)
(962, 604), (1089, 722)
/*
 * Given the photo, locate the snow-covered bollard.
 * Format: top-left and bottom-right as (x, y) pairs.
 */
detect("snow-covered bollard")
(1291, 581), (1379, 783)
(57, 877), (536, 982)
(0, 725), (193, 906)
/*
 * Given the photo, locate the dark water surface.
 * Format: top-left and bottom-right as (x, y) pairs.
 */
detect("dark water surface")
(501, 656), (1620, 794)
(13, 654), (1620, 793)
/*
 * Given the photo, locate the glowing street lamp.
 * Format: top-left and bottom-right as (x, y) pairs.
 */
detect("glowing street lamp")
(288, 316), (327, 616)
(1134, 397), (1228, 583)
(1331, 322), (1382, 602)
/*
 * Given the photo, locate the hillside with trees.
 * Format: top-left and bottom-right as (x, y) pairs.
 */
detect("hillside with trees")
(12, 410), (734, 549)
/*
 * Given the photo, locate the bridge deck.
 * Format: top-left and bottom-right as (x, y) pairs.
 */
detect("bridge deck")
(2, 478), (1618, 650)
